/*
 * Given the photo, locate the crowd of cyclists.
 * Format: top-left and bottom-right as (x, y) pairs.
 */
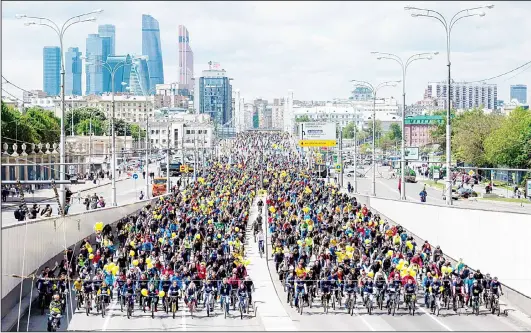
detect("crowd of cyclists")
(32, 132), (506, 331)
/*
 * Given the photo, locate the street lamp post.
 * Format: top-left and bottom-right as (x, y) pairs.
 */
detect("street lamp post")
(86, 58), (132, 206)
(350, 80), (401, 197)
(139, 86), (157, 199)
(371, 51), (438, 200)
(405, 4), (494, 205)
(17, 9), (103, 209)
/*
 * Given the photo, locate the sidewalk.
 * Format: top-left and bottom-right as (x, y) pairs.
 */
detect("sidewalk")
(245, 195), (296, 331)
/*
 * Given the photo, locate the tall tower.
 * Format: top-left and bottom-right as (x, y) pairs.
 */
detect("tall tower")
(98, 24), (116, 55)
(64, 47), (82, 96)
(178, 25), (194, 93)
(142, 14), (165, 89)
(42, 46), (61, 96)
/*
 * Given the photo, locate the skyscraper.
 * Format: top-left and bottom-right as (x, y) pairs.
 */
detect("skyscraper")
(178, 25), (194, 92)
(142, 14), (164, 89)
(64, 47), (82, 96)
(43, 46), (61, 96)
(510, 84), (527, 104)
(425, 81), (498, 110)
(197, 64), (232, 125)
(129, 56), (151, 95)
(104, 55), (132, 93)
(85, 34), (112, 95)
(98, 24), (116, 55)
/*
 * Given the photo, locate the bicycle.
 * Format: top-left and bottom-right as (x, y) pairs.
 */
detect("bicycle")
(187, 295), (197, 318)
(387, 292), (398, 316)
(75, 291), (84, 311)
(483, 289), (492, 310)
(125, 293), (134, 319)
(84, 292), (92, 316)
(286, 285), (294, 308)
(48, 313), (61, 332)
(295, 290), (305, 315)
(376, 288), (384, 310)
(405, 293), (416, 316)
(97, 293), (109, 318)
(204, 291), (215, 317)
(490, 294), (501, 316)
(221, 295), (230, 319)
(345, 292), (356, 316)
(238, 295), (248, 319)
(366, 293), (374, 315)
(431, 294), (441, 316)
(150, 296), (157, 319)
(321, 292), (331, 314)
(168, 295), (179, 318)
(471, 295), (480, 316)
(258, 240), (264, 258)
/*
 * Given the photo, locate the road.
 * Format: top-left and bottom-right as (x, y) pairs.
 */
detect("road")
(342, 166), (531, 214)
(1, 163), (169, 227)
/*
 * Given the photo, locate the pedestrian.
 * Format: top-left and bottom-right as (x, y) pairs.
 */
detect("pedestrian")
(139, 191), (144, 200)
(398, 177), (402, 195)
(420, 186), (427, 202)
(143, 170), (146, 179)
(76, 190), (81, 204)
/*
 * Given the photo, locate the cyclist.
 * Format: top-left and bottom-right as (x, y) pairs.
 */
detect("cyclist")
(158, 274), (172, 310)
(386, 275), (402, 309)
(422, 272), (433, 308)
(219, 278), (233, 314)
(490, 277), (503, 297)
(257, 230), (265, 255)
(374, 271), (387, 303)
(202, 279), (216, 311)
(403, 278), (417, 307)
(82, 276), (94, 311)
(344, 277), (357, 308)
(184, 280), (197, 308)
(114, 273), (126, 305)
(73, 278), (83, 305)
(294, 275), (307, 309)
(452, 276), (466, 311)
(97, 281), (111, 309)
(121, 278), (136, 310)
(470, 280), (483, 310)
(237, 283), (249, 313)
(362, 277), (375, 306)
(147, 282), (159, 312)
(243, 276), (255, 305)
(47, 294), (62, 331)
(429, 277), (443, 311)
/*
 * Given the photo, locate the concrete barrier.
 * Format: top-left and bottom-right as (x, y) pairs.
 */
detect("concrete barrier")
(1, 197), (157, 320)
(369, 197), (531, 299)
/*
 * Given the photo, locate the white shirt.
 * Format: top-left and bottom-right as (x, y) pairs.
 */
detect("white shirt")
(257, 233), (264, 241)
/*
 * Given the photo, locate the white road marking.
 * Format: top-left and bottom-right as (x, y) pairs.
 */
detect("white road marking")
(101, 293), (119, 331)
(181, 302), (187, 331)
(418, 306), (453, 331)
(353, 306), (376, 331)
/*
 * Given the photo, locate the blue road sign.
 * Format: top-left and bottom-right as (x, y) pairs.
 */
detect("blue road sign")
(133, 173), (138, 180)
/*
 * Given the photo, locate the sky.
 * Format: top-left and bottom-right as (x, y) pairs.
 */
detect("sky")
(2, 1), (531, 104)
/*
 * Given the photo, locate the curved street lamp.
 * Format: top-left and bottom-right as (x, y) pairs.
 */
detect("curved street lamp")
(404, 4), (494, 205)
(350, 79), (401, 197)
(85, 57), (132, 206)
(17, 10), (103, 211)
(371, 51), (438, 200)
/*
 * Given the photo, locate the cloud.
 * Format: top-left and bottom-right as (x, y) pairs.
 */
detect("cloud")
(2, 1), (530, 104)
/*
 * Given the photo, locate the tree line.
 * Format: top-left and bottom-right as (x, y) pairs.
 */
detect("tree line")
(2, 102), (146, 152)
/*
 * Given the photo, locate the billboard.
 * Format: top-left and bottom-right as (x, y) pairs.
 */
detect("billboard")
(298, 122), (337, 147)
(405, 147), (420, 161)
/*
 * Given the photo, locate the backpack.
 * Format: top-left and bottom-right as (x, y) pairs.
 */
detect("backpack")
(14, 209), (21, 220)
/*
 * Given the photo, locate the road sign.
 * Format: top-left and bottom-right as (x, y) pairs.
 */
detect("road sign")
(315, 157), (323, 165)
(299, 122), (337, 147)
(132, 173), (138, 180)
(335, 164), (341, 171)
(468, 170), (475, 176)
(404, 147), (420, 161)
(180, 165), (189, 173)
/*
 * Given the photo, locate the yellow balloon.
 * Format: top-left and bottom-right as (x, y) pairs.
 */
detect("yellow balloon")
(130, 241), (136, 247)
(159, 291), (166, 297)
(269, 206), (276, 213)
(368, 271), (374, 278)
(89, 254), (94, 260)
(235, 227), (239, 232)
(133, 260), (139, 266)
(129, 250), (135, 257)
(88, 247), (93, 254)
(159, 237), (164, 244)
(146, 258), (152, 264)
(297, 240), (303, 246)
(195, 234), (201, 239)
(147, 263), (153, 269)
(141, 289), (148, 297)
(112, 266), (119, 275)
(217, 234), (222, 239)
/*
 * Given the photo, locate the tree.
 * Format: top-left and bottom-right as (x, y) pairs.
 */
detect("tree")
(484, 107), (531, 168)
(365, 119), (383, 140)
(342, 121), (357, 139)
(451, 108), (503, 167)
(1, 102), (40, 149)
(387, 123), (402, 142)
(429, 109), (456, 156)
(22, 107), (61, 143)
(65, 107), (106, 135)
(75, 118), (106, 136)
(295, 115), (311, 123)
(129, 124), (146, 140)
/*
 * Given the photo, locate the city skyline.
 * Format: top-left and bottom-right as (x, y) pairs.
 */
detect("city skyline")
(3, 1), (531, 103)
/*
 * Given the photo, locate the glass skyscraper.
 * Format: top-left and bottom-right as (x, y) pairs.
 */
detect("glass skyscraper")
(103, 55), (132, 93)
(98, 24), (116, 56)
(510, 84), (527, 104)
(43, 46), (61, 96)
(85, 34), (111, 95)
(129, 56), (151, 95)
(142, 14), (164, 89)
(198, 68), (232, 125)
(64, 47), (82, 96)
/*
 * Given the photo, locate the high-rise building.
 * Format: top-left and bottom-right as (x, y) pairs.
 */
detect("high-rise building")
(272, 98), (285, 129)
(64, 47), (82, 96)
(283, 90), (294, 133)
(23, 90), (48, 103)
(103, 55), (132, 93)
(233, 89), (245, 133)
(510, 84), (527, 104)
(425, 81), (497, 110)
(43, 46), (61, 96)
(98, 24), (116, 55)
(350, 86), (373, 101)
(197, 64), (232, 125)
(178, 25), (194, 93)
(129, 56), (151, 95)
(142, 14), (164, 89)
(85, 34), (112, 95)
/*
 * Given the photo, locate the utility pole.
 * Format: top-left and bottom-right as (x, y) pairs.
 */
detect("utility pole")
(339, 126), (343, 188)
(193, 132), (197, 180)
(166, 123), (170, 194)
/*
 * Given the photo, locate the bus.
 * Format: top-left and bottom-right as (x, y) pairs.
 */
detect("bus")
(152, 177), (167, 196)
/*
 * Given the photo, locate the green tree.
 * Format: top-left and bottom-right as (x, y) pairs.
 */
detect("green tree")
(65, 107), (106, 135)
(75, 118), (106, 136)
(484, 107), (531, 168)
(365, 119), (383, 139)
(129, 123), (146, 140)
(342, 121), (357, 139)
(1, 102), (39, 149)
(22, 107), (61, 143)
(295, 115), (311, 123)
(429, 109), (456, 157)
(451, 108), (503, 166)
(387, 123), (402, 142)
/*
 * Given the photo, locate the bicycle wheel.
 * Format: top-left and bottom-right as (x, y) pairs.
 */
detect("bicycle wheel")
(392, 300), (397, 316)
(173, 300), (177, 319)
(151, 301), (155, 319)
(101, 300), (106, 318)
(240, 302), (243, 320)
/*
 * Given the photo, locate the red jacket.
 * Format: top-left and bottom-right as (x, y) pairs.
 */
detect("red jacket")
(196, 264), (206, 280)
